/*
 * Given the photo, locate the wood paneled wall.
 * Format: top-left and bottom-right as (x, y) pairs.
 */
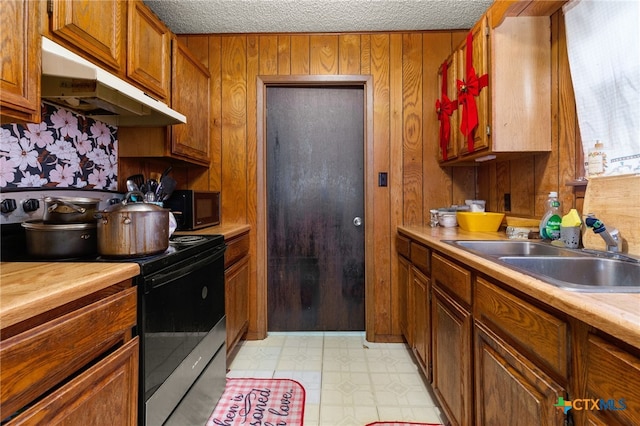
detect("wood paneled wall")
(170, 8), (579, 342)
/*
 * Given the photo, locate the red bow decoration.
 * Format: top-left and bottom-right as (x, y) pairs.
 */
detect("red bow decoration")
(436, 61), (458, 160)
(457, 31), (488, 153)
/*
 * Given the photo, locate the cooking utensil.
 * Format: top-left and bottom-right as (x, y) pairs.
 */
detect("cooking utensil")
(127, 174), (145, 192)
(96, 191), (170, 258)
(156, 176), (177, 201)
(147, 178), (158, 195)
(42, 196), (100, 224)
(22, 220), (97, 258)
(160, 166), (173, 181)
(126, 179), (138, 193)
(144, 191), (157, 202)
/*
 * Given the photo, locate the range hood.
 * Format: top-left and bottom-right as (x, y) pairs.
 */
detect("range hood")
(41, 37), (186, 127)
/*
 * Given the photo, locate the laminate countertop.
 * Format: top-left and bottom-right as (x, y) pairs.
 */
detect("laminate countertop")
(174, 223), (251, 239)
(0, 262), (140, 330)
(0, 224), (250, 332)
(398, 225), (640, 349)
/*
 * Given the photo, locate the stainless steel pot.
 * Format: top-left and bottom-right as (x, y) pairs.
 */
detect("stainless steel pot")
(22, 220), (97, 259)
(43, 196), (100, 224)
(96, 192), (169, 258)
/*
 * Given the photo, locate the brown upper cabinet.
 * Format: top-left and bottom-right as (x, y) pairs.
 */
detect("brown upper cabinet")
(47, 0), (127, 75)
(118, 37), (211, 166)
(438, 13), (552, 165)
(169, 37), (211, 165)
(0, 0), (41, 124)
(127, 0), (171, 102)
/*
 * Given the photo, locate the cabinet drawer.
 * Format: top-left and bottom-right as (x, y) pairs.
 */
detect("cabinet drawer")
(475, 278), (568, 378)
(586, 334), (640, 425)
(0, 287), (137, 417)
(225, 232), (250, 269)
(410, 242), (430, 275)
(432, 253), (471, 305)
(7, 337), (139, 425)
(396, 234), (411, 259)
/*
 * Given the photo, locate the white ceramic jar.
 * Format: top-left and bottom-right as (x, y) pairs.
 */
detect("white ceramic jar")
(438, 212), (458, 227)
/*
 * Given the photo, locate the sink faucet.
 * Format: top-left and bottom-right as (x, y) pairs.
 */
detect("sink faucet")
(585, 214), (622, 252)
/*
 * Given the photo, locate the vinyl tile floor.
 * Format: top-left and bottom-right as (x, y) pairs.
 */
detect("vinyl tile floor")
(226, 332), (446, 426)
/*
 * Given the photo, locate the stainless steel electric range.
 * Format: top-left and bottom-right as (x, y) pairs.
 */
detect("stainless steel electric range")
(1, 188), (227, 426)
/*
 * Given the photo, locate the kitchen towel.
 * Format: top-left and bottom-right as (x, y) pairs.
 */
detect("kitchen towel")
(207, 378), (305, 426)
(563, 0), (640, 176)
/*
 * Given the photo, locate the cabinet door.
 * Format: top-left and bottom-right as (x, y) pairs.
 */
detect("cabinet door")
(437, 52), (460, 162)
(171, 38), (211, 165)
(457, 16), (489, 157)
(584, 334), (640, 425)
(398, 254), (411, 344)
(412, 266), (431, 381)
(8, 338), (139, 425)
(127, 0), (171, 101)
(431, 285), (472, 426)
(474, 323), (565, 426)
(49, 0), (126, 73)
(0, 0), (40, 124)
(226, 255), (250, 356)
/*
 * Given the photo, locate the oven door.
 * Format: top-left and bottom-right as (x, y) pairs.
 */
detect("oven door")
(141, 244), (226, 426)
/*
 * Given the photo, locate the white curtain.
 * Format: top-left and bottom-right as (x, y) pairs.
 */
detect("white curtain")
(563, 0), (640, 177)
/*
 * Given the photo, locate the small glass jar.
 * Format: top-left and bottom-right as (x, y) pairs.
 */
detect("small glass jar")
(429, 209), (439, 227)
(587, 140), (607, 177)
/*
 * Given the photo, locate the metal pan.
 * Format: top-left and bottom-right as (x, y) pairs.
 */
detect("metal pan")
(43, 196), (100, 224)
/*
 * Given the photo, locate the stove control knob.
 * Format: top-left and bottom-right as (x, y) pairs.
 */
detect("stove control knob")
(23, 198), (40, 213)
(1, 199), (17, 214)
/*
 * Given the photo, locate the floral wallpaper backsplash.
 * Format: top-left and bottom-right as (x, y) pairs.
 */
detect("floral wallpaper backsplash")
(0, 102), (118, 190)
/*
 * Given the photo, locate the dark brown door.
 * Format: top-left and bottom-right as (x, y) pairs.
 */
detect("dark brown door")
(267, 86), (365, 331)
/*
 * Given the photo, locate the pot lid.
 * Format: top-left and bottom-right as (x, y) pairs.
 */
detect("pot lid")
(102, 191), (167, 213)
(44, 196), (101, 203)
(22, 220), (96, 230)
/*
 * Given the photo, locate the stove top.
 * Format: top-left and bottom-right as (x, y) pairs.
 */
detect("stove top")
(0, 189), (224, 273)
(114, 234), (225, 276)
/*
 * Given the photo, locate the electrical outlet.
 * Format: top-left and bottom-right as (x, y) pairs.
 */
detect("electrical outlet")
(504, 193), (511, 211)
(378, 172), (388, 187)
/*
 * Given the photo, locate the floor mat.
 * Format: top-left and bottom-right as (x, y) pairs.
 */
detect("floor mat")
(206, 378), (305, 426)
(366, 422), (443, 426)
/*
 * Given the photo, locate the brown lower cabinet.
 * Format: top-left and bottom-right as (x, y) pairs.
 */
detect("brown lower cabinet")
(474, 323), (564, 425)
(6, 339), (139, 425)
(224, 230), (250, 357)
(583, 334), (640, 425)
(396, 235), (431, 380)
(431, 254), (472, 426)
(0, 283), (138, 425)
(412, 266), (430, 380)
(397, 231), (640, 426)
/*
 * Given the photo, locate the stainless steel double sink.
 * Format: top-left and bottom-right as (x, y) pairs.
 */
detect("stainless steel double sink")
(444, 240), (640, 293)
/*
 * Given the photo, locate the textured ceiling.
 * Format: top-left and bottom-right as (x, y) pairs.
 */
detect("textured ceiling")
(143, 0), (493, 34)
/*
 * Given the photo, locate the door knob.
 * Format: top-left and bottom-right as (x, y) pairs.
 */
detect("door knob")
(353, 216), (363, 227)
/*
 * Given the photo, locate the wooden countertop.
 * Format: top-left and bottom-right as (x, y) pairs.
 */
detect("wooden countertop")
(398, 225), (640, 349)
(174, 223), (251, 239)
(1, 224), (250, 332)
(0, 262), (140, 330)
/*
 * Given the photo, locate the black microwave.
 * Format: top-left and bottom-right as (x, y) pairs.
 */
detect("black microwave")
(163, 190), (220, 230)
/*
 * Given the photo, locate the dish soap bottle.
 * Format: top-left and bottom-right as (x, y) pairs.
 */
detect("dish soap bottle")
(540, 191), (562, 240)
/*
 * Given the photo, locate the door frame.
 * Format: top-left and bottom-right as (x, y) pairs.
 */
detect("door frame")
(256, 75), (375, 339)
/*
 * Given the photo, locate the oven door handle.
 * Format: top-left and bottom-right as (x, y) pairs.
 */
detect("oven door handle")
(144, 245), (226, 292)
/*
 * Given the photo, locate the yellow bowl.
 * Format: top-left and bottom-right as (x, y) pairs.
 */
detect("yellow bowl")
(456, 212), (505, 232)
